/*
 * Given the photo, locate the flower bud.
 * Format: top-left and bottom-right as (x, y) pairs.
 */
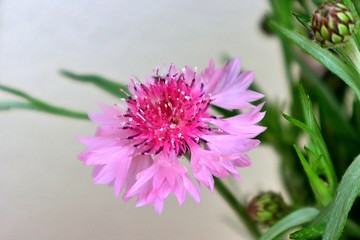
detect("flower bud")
(311, 2), (356, 48)
(247, 192), (288, 226)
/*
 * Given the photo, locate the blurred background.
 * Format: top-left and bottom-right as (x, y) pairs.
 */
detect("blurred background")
(0, 1), (288, 239)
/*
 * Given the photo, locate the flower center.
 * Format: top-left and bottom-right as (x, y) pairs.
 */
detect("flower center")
(123, 71), (212, 156)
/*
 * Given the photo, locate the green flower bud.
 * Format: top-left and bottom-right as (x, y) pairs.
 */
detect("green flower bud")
(247, 192), (288, 226)
(311, 2), (356, 48)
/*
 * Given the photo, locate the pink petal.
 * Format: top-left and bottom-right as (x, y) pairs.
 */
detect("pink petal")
(201, 59), (225, 94)
(210, 103), (266, 136)
(203, 134), (260, 154)
(124, 154), (153, 192)
(88, 104), (125, 128)
(189, 143), (250, 191)
(212, 90), (264, 110)
(92, 147), (133, 192)
(124, 153), (199, 213)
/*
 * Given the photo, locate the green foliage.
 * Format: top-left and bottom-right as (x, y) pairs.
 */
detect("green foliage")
(60, 70), (129, 98)
(293, 145), (333, 206)
(342, 0), (360, 41)
(290, 155), (360, 239)
(292, 12), (311, 30)
(323, 154), (360, 239)
(259, 208), (320, 240)
(298, 84), (337, 191)
(265, 1), (360, 239)
(270, 21), (360, 100)
(0, 84), (88, 119)
(0, 70), (130, 119)
(290, 223), (325, 239)
(283, 84), (337, 206)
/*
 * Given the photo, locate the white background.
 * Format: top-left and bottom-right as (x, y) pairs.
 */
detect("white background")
(0, 1), (288, 239)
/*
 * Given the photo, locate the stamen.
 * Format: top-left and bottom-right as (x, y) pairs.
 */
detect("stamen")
(120, 65), (212, 157)
(127, 133), (141, 139)
(120, 88), (131, 97)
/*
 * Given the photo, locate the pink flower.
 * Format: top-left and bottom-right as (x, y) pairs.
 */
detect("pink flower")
(78, 58), (265, 213)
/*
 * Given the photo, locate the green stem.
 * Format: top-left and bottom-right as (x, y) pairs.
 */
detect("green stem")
(214, 179), (260, 239)
(0, 84), (88, 120)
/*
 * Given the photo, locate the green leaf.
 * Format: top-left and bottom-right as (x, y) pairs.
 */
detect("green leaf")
(323, 154), (360, 239)
(295, 56), (357, 141)
(270, 21), (360, 101)
(282, 113), (315, 138)
(259, 208), (320, 240)
(60, 70), (129, 98)
(290, 223), (325, 239)
(292, 12), (311, 30)
(283, 111), (334, 181)
(354, 1), (360, 14)
(342, 0), (360, 47)
(0, 101), (36, 111)
(0, 84), (88, 120)
(294, 145), (332, 206)
(298, 84), (337, 191)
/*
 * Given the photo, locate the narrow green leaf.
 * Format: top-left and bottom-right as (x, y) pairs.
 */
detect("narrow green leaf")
(0, 84), (88, 120)
(342, 0), (360, 48)
(292, 12), (311, 30)
(0, 101), (36, 111)
(60, 70), (129, 98)
(270, 21), (360, 100)
(323, 154), (360, 239)
(259, 208), (320, 240)
(298, 84), (315, 134)
(354, 1), (360, 14)
(282, 113), (319, 143)
(290, 223), (325, 239)
(295, 56), (357, 140)
(298, 84), (337, 191)
(294, 145), (332, 206)
(291, 210), (360, 239)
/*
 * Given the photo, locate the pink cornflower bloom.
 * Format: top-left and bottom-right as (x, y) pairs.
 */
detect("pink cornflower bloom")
(79, 58), (265, 213)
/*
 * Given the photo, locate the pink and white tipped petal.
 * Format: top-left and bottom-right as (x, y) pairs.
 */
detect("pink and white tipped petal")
(210, 103), (266, 137)
(88, 104), (126, 128)
(124, 153), (200, 214)
(203, 135), (260, 154)
(80, 146), (133, 196)
(201, 58), (263, 110)
(201, 59), (226, 94)
(189, 142), (251, 191)
(78, 57), (265, 213)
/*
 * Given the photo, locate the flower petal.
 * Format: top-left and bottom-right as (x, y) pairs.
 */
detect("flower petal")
(124, 153), (199, 213)
(189, 142), (251, 191)
(203, 134), (260, 154)
(210, 103), (266, 136)
(88, 104), (126, 128)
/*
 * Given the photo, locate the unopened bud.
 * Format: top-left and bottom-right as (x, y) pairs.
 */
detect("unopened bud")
(311, 2), (356, 48)
(247, 192), (288, 226)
